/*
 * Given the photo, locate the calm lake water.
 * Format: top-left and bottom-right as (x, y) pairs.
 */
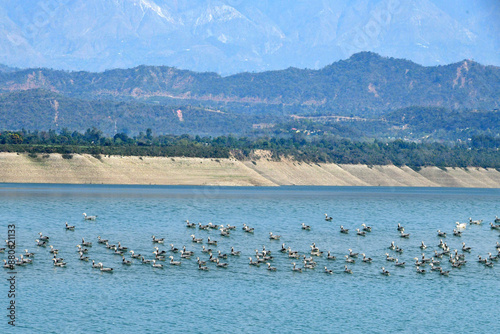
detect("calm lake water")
(1, 184), (499, 333)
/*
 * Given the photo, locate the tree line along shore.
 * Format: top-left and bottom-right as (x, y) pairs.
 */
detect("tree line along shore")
(0, 128), (499, 170)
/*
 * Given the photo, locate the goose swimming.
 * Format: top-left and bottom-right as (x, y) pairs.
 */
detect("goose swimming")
(3, 260), (13, 269)
(267, 263), (277, 271)
(301, 223), (311, 230)
(24, 249), (35, 257)
(198, 263), (209, 271)
(462, 242), (471, 252)
(185, 220), (196, 228)
(105, 242), (116, 249)
(280, 243), (287, 253)
(208, 253), (218, 262)
(207, 237), (217, 245)
(340, 226), (349, 234)
(356, 229), (366, 236)
(38, 232), (49, 241)
(381, 267), (390, 276)
(217, 250), (228, 259)
(414, 258), (424, 266)
(348, 249), (359, 258)
(429, 263), (442, 271)
(152, 235), (165, 243)
(215, 259), (228, 268)
(439, 269), (450, 276)
(434, 250), (444, 258)
(76, 245), (89, 253)
(219, 228), (230, 237)
(437, 230), (447, 237)
(196, 257), (206, 266)
(83, 213), (97, 221)
(344, 255), (355, 263)
(269, 232), (281, 240)
(129, 250), (141, 258)
(394, 259), (405, 267)
(327, 251), (336, 260)
(324, 214), (333, 221)
(91, 260), (101, 268)
(65, 222), (75, 230)
(226, 224), (236, 230)
(292, 262), (302, 272)
(395, 246), (404, 254)
(191, 235), (202, 243)
(81, 238), (92, 247)
(416, 266), (426, 274)
(490, 223), (500, 230)
(154, 247), (166, 255)
(49, 245), (58, 254)
(117, 242), (128, 251)
(181, 246), (194, 256)
(477, 255), (487, 264)
(53, 255), (64, 263)
(344, 265), (352, 274)
(324, 266), (333, 274)
(468, 218), (482, 225)
(400, 230), (410, 238)
(79, 252), (89, 261)
(361, 223), (372, 232)
(208, 222), (219, 229)
(35, 239), (46, 247)
(112, 247), (123, 255)
(248, 257), (260, 266)
(170, 244), (179, 253)
(303, 260), (316, 269)
(97, 236), (108, 244)
(169, 256), (181, 266)
(453, 229), (462, 237)
(141, 256), (151, 264)
(99, 263), (113, 272)
(362, 254), (372, 263)
(20, 255), (32, 264)
(397, 223), (404, 231)
(488, 252), (499, 261)
(420, 241), (427, 249)
(230, 247), (241, 256)
(386, 253), (396, 262)
(201, 245), (211, 254)
(180, 251), (191, 259)
(389, 241), (396, 250)
(52, 258), (66, 267)
(151, 260), (163, 268)
(198, 223), (209, 230)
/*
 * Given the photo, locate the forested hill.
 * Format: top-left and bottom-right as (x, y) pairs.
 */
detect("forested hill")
(1, 52), (499, 115)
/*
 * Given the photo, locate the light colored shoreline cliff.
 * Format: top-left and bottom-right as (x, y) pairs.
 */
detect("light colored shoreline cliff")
(1, 153), (499, 188)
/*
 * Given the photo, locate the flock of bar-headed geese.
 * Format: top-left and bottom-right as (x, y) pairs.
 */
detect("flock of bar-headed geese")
(3, 213), (500, 276)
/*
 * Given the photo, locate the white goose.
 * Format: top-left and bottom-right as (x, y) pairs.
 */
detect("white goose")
(99, 263), (113, 272)
(267, 263), (277, 271)
(83, 213), (97, 221)
(169, 256), (181, 266)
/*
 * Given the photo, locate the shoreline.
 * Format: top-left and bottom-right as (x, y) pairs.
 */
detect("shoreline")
(1, 153), (499, 188)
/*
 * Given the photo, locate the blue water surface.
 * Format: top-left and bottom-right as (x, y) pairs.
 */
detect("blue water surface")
(0, 184), (499, 333)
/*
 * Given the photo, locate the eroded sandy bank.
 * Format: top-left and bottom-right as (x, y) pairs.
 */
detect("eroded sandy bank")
(0, 153), (499, 188)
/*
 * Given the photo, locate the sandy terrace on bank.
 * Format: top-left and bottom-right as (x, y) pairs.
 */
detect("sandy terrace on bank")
(0, 152), (499, 188)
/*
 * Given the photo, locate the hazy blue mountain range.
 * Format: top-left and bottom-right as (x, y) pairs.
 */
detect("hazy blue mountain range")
(0, 0), (498, 74)
(1, 52), (499, 115)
